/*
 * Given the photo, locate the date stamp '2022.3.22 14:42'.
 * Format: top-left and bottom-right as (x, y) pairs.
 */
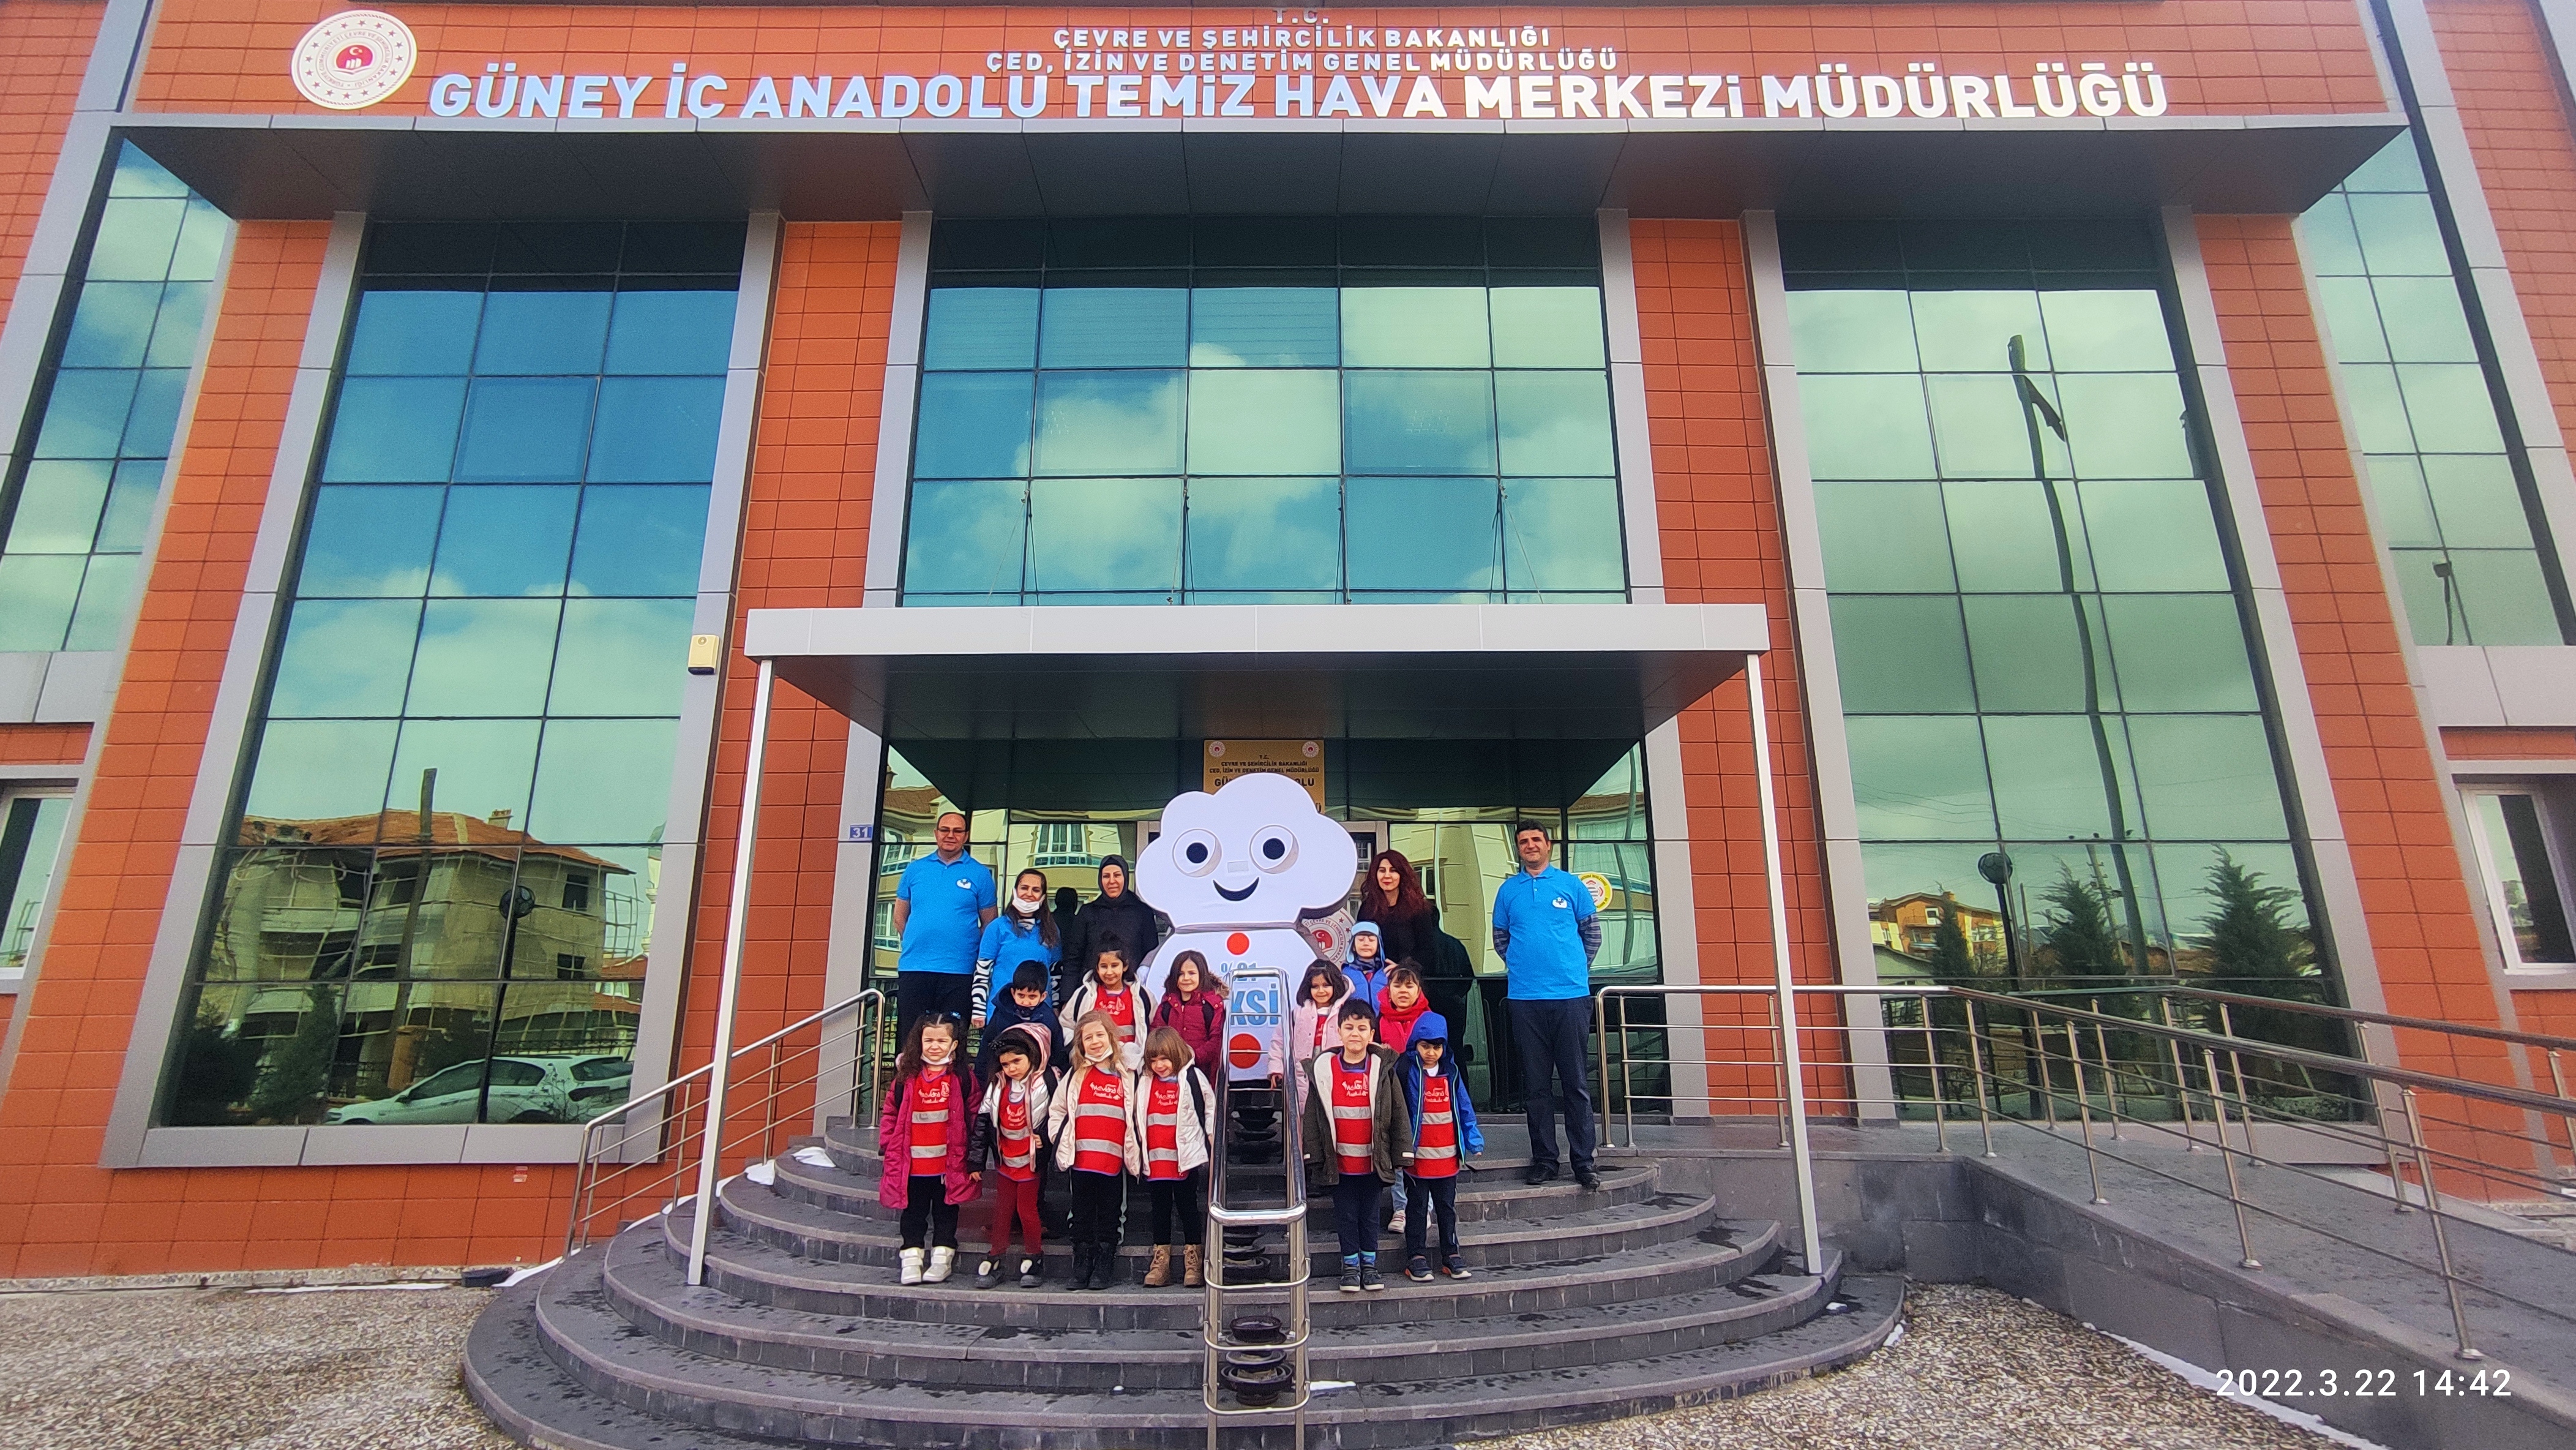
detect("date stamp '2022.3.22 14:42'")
(2214, 1367), (2514, 1401)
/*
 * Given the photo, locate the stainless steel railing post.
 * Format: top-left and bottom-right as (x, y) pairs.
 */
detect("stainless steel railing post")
(1203, 967), (1309, 1450)
(2201, 1045), (2262, 1270)
(2157, 997), (2200, 1151)
(2399, 1089), (2484, 1362)
(1964, 999), (1996, 1158)
(2066, 1021), (2109, 1205)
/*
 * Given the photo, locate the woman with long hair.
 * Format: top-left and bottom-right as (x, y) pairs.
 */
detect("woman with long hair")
(1355, 849), (1440, 970)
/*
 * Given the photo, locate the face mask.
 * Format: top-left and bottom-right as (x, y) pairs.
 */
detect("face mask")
(922, 1040), (954, 1067)
(1008, 896), (1041, 920)
(1086, 1040), (1114, 1065)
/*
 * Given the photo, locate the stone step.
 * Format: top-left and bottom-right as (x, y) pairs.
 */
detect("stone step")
(513, 1249), (1905, 1450)
(676, 1208), (1788, 1331)
(712, 1173), (1718, 1272)
(597, 1223), (1838, 1391)
(465, 1284), (783, 1450)
(792, 1136), (1658, 1222)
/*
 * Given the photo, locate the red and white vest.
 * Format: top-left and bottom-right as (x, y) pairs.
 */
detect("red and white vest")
(1413, 1071), (1459, 1179)
(1096, 985), (1139, 1045)
(908, 1069), (954, 1174)
(1331, 1056), (1375, 1177)
(1143, 1076), (1183, 1181)
(1073, 1067), (1128, 1176)
(995, 1080), (1037, 1182)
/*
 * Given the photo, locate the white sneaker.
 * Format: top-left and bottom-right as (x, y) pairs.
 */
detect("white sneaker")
(899, 1247), (926, 1285)
(924, 1247), (956, 1283)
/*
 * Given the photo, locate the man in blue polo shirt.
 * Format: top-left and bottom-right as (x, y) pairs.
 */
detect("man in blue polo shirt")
(891, 811), (997, 1039)
(1491, 820), (1603, 1189)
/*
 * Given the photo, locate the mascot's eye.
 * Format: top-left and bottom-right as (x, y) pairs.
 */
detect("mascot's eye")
(1174, 829), (1221, 876)
(1252, 827), (1297, 873)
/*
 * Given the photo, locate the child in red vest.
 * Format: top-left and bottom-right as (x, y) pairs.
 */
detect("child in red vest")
(1130, 1026), (1218, 1287)
(877, 1013), (976, 1285)
(1372, 965), (1435, 1230)
(965, 1023), (1054, 1288)
(1059, 938), (1154, 1072)
(1046, 1011), (1139, 1290)
(1149, 950), (1227, 1082)
(1394, 1011), (1484, 1280)
(1300, 999), (1413, 1293)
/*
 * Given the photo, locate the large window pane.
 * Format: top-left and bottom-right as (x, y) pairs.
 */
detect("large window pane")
(549, 599), (694, 715)
(2468, 792), (2575, 964)
(1041, 287), (1186, 367)
(1962, 595), (2095, 713)
(1911, 291), (2043, 373)
(1343, 371), (1496, 473)
(1489, 287), (1605, 368)
(1983, 715), (2127, 841)
(2078, 479), (2231, 592)
(1344, 476), (1499, 596)
(902, 478), (1027, 599)
(923, 287), (1039, 370)
(1945, 479), (2082, 592)
(1816, 481), (1955, 592)
(1185, 476), (1340, 595)
(1826, 595), (1975, 713)
(428, 486), (577, 597)
(1028, 476), (1182, 599)
(1190, 287), (1337, 367)
(2395, 364), (2507, 453)
(1799, 375), (1933, 479)
(2056, 375), (2192, 478)
(456, 378), (594, 482)
(59, 282), (162, 369)
(386, 719), (542, 829)
(1843, 715), (1995, 840)
(2451, 550), (2563, 645)
(322, 378), (466, 483)
(268, 600), (422, 717)
(1341, 288), (1490, 367)
(94, 459), (164, 553)
(569, 485), (710, 597)
(6, 460), (114, 553)
(913, 373), (1034, 478)
(1495, 372), (1615, 475)
(2422, 456), (2537, 549)
(1035, 371), (1183, 475)
(0, 795), (71, 975)
(588, 377), (724, 482)
(2371, 277), (2479, 362)
(409, 599), (563, 715)
(1927, 374), (2045, 479)
(605, 289), (735, 375)
(2347, 193), (2449, 274)
(474, 291), (612, 374)
(31, 370), (140, 459)
(301, 486), (440, 596)
(2102, 595), (2260, 712)
(526, 719), (681, 842)
(1502, 477), (1624, 596)
(241, 720), (400, 823)
(1786, 291), (1917, 373)
(345, 291), (482, 375)
(2037, 291), (2173, 372)
(85, 197), (185, 281)
(65, 554), (141, 650)
(2125, 716), (2289, 840)
(1186, 369), (1339, 475)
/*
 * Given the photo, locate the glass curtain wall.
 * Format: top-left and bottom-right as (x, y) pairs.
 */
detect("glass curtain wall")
(900, 217), (1625, 605)
(0, 144), (230, 651)
(1784, 221), (2325, 1001)
(158, 220), (743, 1129)
(2299, 135), (2567, 645)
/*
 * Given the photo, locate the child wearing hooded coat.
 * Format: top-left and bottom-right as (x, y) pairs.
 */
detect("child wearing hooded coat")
(1045, 1010), (1142, 1290)
(965, 1021), (1055, 1288)
(877, 1014), (979, 1285)
(1395, 1010), (1485, 1280)
(979, 958), (1063, 1081)
(1289, 959), (1352, 1080)
(1343, 922), (1394, 1007)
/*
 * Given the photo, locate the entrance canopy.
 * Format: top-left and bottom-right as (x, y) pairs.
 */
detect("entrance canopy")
(744, 601), (1770, 742)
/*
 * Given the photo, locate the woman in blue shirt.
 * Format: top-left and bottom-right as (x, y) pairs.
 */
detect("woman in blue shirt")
(974, 868), (1063, 1026)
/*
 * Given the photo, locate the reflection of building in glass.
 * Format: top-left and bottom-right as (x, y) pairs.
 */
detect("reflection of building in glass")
(1870, 892), (2004, 975)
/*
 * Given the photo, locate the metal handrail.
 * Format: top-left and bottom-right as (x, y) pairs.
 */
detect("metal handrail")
(2016, 981), (2576, 1054)
(1593, 980), (2576, 1362)
(1204, 967), (1309, 1450)
(563, 986), (887, 1261)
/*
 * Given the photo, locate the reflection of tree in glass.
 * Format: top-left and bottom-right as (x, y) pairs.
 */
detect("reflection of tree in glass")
(2038, 867), (2124, 982)
(1931, 906), (1974, 982)
(166, 1013), (262, 1125)
(249, 982), (339, 1123)
(2195, 849), (2335, 1060)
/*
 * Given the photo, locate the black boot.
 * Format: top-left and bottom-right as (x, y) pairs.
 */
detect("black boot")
(1065, 1241), (1092, 1291)
(1089, 1240), (1119, 1290)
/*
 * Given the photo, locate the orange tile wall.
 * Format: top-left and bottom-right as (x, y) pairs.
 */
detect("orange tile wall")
(0, 1), (98, 310)
(134, 1), (2387, 117)
(2424, 0), (2576, 452)
(0, 219), (902, 1276)
(1630, 220), (1852, 1112)
(2195, 214), (2525, 1092)
(2441, 726), (2576, 760)
(0, 724), (92, 766)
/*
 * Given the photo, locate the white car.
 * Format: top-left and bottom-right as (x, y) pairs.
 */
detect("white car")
(324, 1054), (632, 1125)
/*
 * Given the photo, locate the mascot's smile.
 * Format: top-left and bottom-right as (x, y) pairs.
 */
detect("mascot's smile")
(1215, 879), (1259, 901)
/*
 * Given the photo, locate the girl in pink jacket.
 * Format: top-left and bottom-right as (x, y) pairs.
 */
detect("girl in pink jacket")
(877, 1013), (977, 1285)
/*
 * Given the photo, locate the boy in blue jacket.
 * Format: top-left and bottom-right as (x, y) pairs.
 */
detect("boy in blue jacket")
(1394, 1012), (1483, 1280)
(978, 960), (1063, 1084)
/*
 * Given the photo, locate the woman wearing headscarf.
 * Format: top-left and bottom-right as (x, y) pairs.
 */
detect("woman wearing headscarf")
(1057, 854), (1166, 1007)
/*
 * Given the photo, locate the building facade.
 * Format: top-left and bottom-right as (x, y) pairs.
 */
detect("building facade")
(0, 0), (2572, 1276)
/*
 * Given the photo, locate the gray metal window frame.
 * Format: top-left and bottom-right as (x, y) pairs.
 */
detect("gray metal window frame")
(97, 211), (785, 1168)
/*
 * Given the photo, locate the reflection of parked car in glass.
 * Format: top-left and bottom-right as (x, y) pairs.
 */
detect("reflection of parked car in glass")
(323, 1054), (631, 1125)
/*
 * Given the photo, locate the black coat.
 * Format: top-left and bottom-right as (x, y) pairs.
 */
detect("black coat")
(1358, 898), (1444, 975)
(1057, 862), (1166, 1007)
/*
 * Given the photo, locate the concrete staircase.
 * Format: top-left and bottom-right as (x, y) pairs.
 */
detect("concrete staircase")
(464, 1118), (1901, 1448)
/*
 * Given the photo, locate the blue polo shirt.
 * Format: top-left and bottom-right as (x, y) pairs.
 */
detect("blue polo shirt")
(1492, 866), (1597, 1001)
(896, 851), (996, 975)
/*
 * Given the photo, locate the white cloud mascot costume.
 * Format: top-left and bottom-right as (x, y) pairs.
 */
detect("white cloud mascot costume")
(1137, 772), (1358, 1082)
